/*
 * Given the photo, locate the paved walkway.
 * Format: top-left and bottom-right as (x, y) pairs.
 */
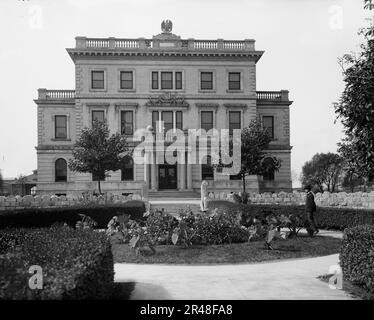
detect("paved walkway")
(114, 230), (354, 300)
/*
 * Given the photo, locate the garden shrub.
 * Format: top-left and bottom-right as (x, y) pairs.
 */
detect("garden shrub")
(340, 225), (374, 294)
(0, 229), (26, 254)
(144, 209), (179, 245)
(232, 192), (250, 204)
(0, 226), (114, 300)
(107, 212), (166, 255)
(207, 200), (374, 231)
(0, 200), (146, 229)
(172, 209), (248, 246)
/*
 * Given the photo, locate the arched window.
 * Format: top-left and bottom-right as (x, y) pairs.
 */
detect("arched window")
(55, 158), (67, 182)
(121, 156), (134, 181)
(262, 157), (275, 181)
(201, 155), (214, 180)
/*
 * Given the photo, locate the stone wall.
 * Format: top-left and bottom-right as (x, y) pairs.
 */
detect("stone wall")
(207, 191), (374, 209)
(2, 191), (373, 211)
(0, 193), (143, 211)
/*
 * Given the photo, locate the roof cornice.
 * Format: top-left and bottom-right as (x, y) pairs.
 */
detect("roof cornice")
(66, 48), (264, 63)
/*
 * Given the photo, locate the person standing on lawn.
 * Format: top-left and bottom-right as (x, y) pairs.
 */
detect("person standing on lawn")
(200, 180), (208, 211)
(304, 185), (319, 236)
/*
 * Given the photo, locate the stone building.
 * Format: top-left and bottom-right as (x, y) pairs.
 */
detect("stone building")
(34, 21), (293, 196)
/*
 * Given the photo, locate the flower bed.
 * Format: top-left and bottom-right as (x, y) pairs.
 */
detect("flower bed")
(0, 226), (114, 300)
(207, 200), (374, 231)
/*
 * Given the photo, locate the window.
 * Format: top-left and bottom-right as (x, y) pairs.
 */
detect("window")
(228, 72), (241, 90)
(263, 116), (274, 139)
(229, 111), (241, 134)
(176, 111), (183, 130)
(152, 111), (159, 131)
(55, 115), (67, 139)
(121, 111), (133, 135)
(92, 110), (105, 125)
(120, 71), (133, 89)
(92, 171), (105, 181)
(91, 71), (104, 89)
(121, 156), (134, 181)
(152, 72), (159, 89)
(230, 173), (242, 180)
(201, 72), (213, 90)
(175, 72), (182, 90)
(201, 156), (214, 180)
(162, 111), (173, 132)
(263, 158), (275, 181)
(201, 111), (213, 131)
(55, 158), (67, 182)
(161, 72), (173, 89)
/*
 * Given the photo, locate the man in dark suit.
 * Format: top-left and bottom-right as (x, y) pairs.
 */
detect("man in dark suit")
(304, 185), (319, 236)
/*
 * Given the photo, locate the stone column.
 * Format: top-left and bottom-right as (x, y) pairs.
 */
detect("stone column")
(179, 152), (186, 190)
(187, 152), (193, 190)
(144, 152), (149, 184)
(151, 151), (157, 191)
(173, 111), (176, 131)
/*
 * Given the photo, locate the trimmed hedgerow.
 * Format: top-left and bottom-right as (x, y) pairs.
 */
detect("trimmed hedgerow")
(0, 200), (146, 230)
(0, 226), (114, 300)
(207, 200), (374, 231)
(340, 225), (374, 295)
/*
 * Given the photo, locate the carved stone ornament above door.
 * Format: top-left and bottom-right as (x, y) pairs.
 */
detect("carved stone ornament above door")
(145, 92), (189, 108)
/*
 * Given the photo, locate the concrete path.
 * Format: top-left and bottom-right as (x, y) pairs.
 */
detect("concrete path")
(114, 229), (354, 300)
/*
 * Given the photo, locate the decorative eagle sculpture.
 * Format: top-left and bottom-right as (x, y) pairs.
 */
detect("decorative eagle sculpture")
(161, 20), (173, 33)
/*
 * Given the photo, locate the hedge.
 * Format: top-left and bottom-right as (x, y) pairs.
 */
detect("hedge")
(0, 226), (114, 299)
(0, 200), (146, 229)
(207, 200), (374, 230)
(340, 225), (374, 295)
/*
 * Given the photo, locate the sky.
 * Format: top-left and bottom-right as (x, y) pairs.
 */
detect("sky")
(0, 0), (371, 186)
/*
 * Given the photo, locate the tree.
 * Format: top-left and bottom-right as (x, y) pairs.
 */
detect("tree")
(0, 170), (3, 195)
(68, 120), (130, 194)
(301, 153), (344, 193)
(220, 118), (281, 193)
(338, 137), (373, 191)
(14, 174), (28, 196)
(334, 1), (374, 181)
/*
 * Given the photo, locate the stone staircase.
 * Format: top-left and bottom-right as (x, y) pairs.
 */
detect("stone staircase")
(148, 190), (200, 199)
(148, 190), (202, 216)
(150, 202), (202, 217)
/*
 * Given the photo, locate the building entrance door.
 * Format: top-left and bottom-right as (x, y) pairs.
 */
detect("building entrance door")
(158, 164), (177, 190)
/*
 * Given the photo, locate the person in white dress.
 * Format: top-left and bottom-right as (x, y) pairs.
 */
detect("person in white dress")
(200, 180), (208, 211)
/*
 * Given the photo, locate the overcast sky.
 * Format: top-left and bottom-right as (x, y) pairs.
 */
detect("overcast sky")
(0, 0), (371, 185)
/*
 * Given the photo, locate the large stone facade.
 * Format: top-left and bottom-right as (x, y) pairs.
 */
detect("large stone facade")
(34, 21), (293, 196)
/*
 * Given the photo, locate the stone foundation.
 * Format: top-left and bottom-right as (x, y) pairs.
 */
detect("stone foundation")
(0, 193), (143, 211)
(1, 191), (374, 211)
(207, 191), (374, 209)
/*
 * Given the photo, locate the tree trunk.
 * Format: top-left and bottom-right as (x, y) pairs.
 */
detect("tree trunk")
(363, 177), (368, 192)
(242, 174), (246, 193)
(98, 180), (102, 195)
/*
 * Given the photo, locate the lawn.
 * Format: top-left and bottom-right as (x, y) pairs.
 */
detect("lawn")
(112, 235), (341, 264)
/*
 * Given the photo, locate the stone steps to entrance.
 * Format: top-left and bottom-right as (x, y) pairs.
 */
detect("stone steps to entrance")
(148, 190), (200, 199)
(149, 201), (202, 216)
(148, 190), (202, 216)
